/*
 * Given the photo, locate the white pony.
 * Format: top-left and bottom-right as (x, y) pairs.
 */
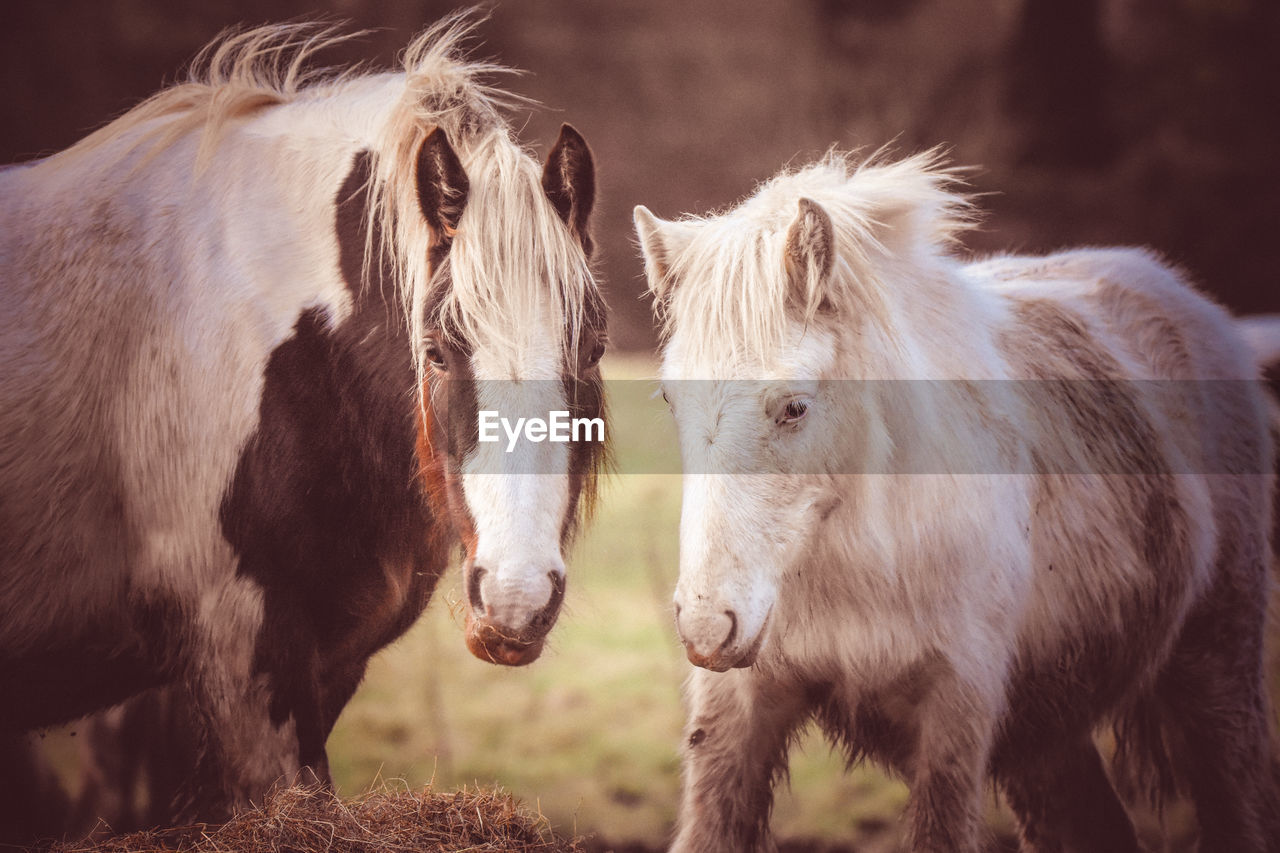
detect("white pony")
(635, 151), (1280, 852)
(0, 16), (606, 830)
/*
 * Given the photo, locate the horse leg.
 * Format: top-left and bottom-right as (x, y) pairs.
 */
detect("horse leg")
(994, 734), (1140, 853)
(138, 686), (201, 826)
(75, 701), (144, 833)
(177, 581), (312, 821)
(182, 669), (324, 821)
(670, 667), (809, 853)
(0, 732), (71, 845)
(901, 667), (1000, 853)
(1155, 565), (1280, 853)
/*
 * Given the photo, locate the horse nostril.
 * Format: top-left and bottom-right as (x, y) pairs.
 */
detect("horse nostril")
(720, 610), (738, 651)
(527, 571), (567, 634)
(468, 566), (487, 614)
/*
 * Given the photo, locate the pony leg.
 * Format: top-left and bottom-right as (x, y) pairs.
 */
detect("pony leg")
(670, 667), (809, 853)
(994, 734), (1140, 853)
(902, 670), (999, 853)
(1156, 574), (1280, 853)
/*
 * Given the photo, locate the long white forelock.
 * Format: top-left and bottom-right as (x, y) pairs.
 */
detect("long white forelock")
(361, 14), (594, 389)
(414, 131), (593, 371)
(661, 149), (974, 368)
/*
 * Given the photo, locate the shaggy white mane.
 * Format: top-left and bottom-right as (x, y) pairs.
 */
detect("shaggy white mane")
(657, 150), (974, 366)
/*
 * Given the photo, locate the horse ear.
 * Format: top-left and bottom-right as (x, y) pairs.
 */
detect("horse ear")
(784, 197), (835, 313)
(416, 127), (470, 246)
(634, 205), (697, 301)
(542, 123), (596, 254)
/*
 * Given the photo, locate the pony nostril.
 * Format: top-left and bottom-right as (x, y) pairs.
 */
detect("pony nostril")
(468, 566), (487, 614)
(545, 571), (566, 613)
(719, 610), (738, 652)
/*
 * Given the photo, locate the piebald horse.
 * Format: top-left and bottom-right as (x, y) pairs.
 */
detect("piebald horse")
(0, 18), (607, 826)
(635, 152), (1280, 852)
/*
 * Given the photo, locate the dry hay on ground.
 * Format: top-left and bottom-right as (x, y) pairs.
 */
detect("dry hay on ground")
(46, 784), (585, 853)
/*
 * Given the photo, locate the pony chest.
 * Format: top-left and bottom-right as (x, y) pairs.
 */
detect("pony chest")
(772, 519), (1031, 685)
(771, 582), (943, 680)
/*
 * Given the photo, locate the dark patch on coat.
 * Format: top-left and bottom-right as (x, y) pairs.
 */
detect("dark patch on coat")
(811, 653), (945, 779)
(418, 331), (480, 559)
(997, 732), (1142, 852)
(525, 123), (608, 541)
(219, 151), (450, 770)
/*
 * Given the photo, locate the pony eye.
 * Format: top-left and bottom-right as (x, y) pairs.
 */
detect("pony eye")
(425, 342), (447, 371)
(584, 339), (606, 368)
(778, 399), (809, 425)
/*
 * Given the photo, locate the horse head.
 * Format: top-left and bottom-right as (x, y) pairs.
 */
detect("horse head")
(414, 124), (606, 666)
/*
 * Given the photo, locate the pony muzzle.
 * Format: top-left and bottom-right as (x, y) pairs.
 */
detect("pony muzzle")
(463, 563), (566, 667)
(674, 602), (769, 671)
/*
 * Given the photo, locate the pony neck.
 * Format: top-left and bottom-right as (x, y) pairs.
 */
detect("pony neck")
(835, 257), (1009, 382)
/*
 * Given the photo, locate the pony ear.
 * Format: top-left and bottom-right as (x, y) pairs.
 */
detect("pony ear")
(415, 127), (470, 246)
(542, 123), (596, 254)
(634, 205), (697, 300)
(784, 197), (835, 313)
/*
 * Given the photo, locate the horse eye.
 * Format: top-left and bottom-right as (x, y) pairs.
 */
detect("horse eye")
(425, 342), (447, 371)
(778, 399), (809, 425)
(585, 339), (606, 368)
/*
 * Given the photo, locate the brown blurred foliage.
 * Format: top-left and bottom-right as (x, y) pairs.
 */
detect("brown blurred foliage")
(3, 0), (1277, 350)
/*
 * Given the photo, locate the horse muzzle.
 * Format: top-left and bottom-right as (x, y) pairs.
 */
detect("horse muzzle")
(463, 564), (565, 666)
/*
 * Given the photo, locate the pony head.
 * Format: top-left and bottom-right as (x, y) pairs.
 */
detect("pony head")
(634, 152), (969, 670)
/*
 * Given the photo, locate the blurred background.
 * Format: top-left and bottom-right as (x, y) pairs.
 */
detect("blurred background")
(4, 0), (1279, 349)
(5, 1), (1278, 850)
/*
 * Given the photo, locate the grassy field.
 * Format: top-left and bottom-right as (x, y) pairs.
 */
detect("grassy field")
(326, 353), (913, 848)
